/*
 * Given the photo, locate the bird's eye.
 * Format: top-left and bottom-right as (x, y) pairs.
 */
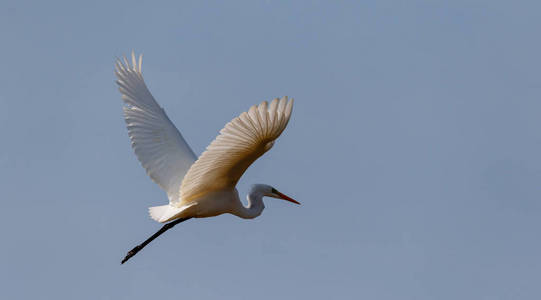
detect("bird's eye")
(271, 187), (278, 194)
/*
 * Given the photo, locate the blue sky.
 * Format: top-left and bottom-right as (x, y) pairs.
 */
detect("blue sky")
(1, 1), (541, 299)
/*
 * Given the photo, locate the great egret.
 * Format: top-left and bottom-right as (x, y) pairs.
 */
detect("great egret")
(115, 53), (298, 264)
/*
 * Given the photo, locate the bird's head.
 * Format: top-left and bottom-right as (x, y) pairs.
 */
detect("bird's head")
(251, 184), (300, 205)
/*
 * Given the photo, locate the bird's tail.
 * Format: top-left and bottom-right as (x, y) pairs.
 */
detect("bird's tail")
(148, 203), (197, 223)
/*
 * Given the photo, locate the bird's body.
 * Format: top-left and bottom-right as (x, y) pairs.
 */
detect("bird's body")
(179, 186), (263, 219)
(157, 188), (243, 220)
(115, 53), (298, 263)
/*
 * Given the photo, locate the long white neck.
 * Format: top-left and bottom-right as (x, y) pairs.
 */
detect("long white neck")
(232, 187), (266, 219)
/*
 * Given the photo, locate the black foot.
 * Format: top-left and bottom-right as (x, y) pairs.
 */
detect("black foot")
(121, 245), (142, 264)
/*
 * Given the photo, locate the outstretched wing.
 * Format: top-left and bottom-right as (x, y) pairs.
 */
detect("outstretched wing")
(180, 96), (294, 202)
(115, 52), (197, 204)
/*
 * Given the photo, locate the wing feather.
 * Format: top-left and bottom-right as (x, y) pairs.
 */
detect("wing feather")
(115, 52), (197, 204)
(179, 97), (294, 202)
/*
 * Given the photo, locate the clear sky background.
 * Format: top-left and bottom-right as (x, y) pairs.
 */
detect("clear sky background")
(1, 1), (540, 299)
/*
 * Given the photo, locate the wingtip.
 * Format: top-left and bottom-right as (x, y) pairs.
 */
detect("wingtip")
(114, 51), (144, 75)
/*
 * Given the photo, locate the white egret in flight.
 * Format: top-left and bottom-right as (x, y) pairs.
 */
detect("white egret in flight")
(115, 53), (298, 264)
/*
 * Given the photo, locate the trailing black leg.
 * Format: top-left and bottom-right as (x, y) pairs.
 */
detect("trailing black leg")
(121, 217), (192, 264)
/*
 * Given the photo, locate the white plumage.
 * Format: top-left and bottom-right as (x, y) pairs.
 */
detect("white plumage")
(115, 54), (197, 204)
(115, 52), (297, 225)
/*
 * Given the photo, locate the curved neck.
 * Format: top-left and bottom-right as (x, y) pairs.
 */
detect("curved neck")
(232, 189), (265, 219)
